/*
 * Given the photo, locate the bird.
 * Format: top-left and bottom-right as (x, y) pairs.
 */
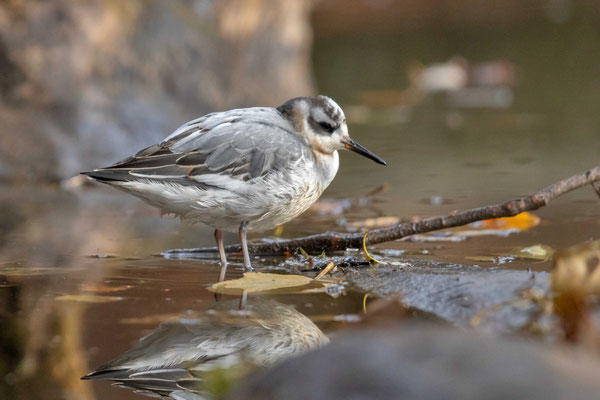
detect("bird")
(82, 95), (386, 276)
(82, 299), (329, 399)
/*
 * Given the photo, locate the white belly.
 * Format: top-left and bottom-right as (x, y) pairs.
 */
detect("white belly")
(114, 151), (339, 232)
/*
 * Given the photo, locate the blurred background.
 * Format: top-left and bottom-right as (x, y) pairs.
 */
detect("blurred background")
(1, 1), (600, 399)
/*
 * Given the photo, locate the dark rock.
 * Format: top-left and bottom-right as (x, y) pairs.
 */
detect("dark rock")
(348, 260), (549, 332)
(228, 324), (600, 400)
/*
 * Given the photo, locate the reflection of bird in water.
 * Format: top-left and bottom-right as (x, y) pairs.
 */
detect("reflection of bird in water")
(82, 96), (385, 279)
(82, 299), (328, 399)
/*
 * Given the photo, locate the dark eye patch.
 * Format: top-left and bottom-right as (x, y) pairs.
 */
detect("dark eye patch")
(318, 121), (335, 133)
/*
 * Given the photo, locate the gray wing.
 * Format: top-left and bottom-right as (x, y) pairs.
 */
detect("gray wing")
(83, 108), (312, 185)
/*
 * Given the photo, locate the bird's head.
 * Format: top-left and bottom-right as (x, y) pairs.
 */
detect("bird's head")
(278, 95), (386, 165)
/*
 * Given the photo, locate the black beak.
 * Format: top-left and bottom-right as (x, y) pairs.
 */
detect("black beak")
(343, 138), (387, 165)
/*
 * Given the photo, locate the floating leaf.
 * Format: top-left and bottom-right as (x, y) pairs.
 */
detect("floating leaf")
(208, 272), (313, 295)
(55, 294), (124, 303)
(465, 255), (516, 264)
(81, 284), (132, 293)
(466, 245), (552, 264)
(477, 212), (540, 231)
(517, 244), (553, 261)
(413, 212), (542, 241)
(465, 256), (498, 263)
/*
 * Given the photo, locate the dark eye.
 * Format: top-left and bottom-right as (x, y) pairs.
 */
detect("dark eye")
(318, 121), (335, 133)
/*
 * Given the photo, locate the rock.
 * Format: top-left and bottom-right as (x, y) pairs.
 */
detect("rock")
(348, 260), (549, 332)
(0, 0), (315, 180)
(228, 324), (600, 400)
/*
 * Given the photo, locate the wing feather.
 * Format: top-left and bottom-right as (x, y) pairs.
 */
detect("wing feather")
(83, 108), (312, 187)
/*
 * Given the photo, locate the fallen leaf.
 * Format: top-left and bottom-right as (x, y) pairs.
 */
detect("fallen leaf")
(517, 244), (553, 261)
(315, 261), (336, 279)
(363, 231), (409, 266)
(465, 245), (551, 264)
(81, 284), (132, 293)
(363, 231), (379, 264)
(208, 272), (313, 295)
(273, 225), (284, 237)
(478, 212), (540, 230)
(465, 256), (498, 263)
(299, 247), (314, 267)
(415, 212), (541, 240)
(465, 255), (516, 264)
(55, 294), (124, 303)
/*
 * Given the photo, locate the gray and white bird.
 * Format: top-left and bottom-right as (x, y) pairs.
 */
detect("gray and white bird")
(82, 95), (386, 273)
(82, 299), (329, 399)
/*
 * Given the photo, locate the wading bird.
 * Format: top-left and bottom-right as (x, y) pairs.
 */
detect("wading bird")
(83, 96), (386, 277)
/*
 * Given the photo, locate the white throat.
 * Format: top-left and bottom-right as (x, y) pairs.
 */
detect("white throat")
(314, 150), (339, 189)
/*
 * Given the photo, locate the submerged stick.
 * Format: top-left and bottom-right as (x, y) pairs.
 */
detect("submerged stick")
(165, 166), (600, 256)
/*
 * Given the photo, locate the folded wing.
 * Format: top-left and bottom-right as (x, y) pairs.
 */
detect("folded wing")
(82, 108), (311, 187)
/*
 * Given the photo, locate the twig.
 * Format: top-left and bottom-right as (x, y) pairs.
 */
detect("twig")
(164, 166), (600, 256)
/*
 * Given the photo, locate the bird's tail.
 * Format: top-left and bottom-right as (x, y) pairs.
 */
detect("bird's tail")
(80, 169), (130, 183)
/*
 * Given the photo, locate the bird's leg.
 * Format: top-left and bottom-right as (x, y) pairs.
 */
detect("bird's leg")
(214, 229), (228, 283)
(238, 220), (253, 272)
(238, 291), (248, 310)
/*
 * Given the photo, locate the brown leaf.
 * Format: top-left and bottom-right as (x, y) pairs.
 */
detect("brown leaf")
(81, 284), (132, 293)
(208, 272), (313, 295)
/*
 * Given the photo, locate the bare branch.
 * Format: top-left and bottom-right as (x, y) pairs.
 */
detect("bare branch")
(164, 166), (600, 257)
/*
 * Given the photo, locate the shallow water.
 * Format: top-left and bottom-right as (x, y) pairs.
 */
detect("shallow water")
(2, 15), (600, 400)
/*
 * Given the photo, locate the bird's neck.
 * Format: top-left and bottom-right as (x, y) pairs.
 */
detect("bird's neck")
(312, 149), (339, 189)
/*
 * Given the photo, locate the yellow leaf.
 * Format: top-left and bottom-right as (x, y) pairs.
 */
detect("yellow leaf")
(517, 244), (553, 260)
(477, 212), (540, 231)
(465, 256), (498, 262)
(438, 212), (541, 239)
(208, 272), (313, 295)
(273, 225), (284, 237)
(55, 294), (124, 303)
(363, 231), (379, 264)
(315, 261), (336, 280)
(362, 231), (408, 266)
